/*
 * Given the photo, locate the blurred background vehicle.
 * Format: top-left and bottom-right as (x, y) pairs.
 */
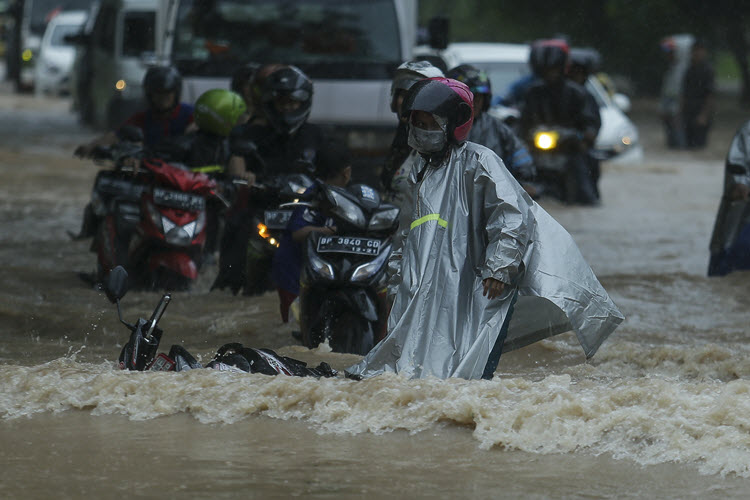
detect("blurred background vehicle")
(415, 42), (643, 164)
(4, 0), (93, 91)
(33, 8), (85, 95)
(68, 0), (159, 129)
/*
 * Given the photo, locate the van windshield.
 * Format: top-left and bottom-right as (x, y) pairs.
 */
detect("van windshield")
(172, 0), (401, 79)
(29, 0), (91, 35)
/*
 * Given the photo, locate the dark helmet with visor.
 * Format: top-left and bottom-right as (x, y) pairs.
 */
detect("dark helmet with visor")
(258, 65), (313, 135)
(529, 39), (570, 76)
(446, 64), (492, 112)
(143, 65), (182, 111)
(402, 77), (474, 143)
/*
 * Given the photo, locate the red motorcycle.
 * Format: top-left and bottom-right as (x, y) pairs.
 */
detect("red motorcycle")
(126, 158), (220, 290)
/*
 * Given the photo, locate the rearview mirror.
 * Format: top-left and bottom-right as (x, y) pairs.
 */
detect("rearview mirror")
(105, 266), (129, 303)
(64, 32), (90, 45)
(427, 16), (450, 50)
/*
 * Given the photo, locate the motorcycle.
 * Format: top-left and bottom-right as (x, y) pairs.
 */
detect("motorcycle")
(126, 156), (220, 290)
(103, 265), (336, 377)
(81, 136), (223, 290)
(297, 183), (399, 355)
(529, 125), (584, 202)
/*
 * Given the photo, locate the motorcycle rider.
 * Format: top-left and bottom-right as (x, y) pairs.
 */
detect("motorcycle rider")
(271, 139), (352, 323)
(519, 39), (601, 205)
(230, 62), (261, 125)
(213, 64), (329, 294)
(381, 61), (444, 203)
(74, 66), (195, 158)
(445, 64), (537, 194)
(567, 48), (603, 200)
(346, 77), (623, 380)
(708, 119), (750, 276)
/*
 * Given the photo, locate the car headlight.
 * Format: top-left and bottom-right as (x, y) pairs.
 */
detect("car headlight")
(534, 131), (559, 150)
(369, 207), (399, 231)
(309, 251), (335, 280)
(351, 244), (391, 282)
(327, 189), (366, 229)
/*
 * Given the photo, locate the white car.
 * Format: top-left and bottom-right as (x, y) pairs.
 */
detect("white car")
(415, 42), (643, 164)
(34, 10), (87, 96)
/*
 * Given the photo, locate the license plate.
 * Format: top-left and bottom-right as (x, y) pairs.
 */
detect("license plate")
(153, 187), (205, 212)
(264, 209), (293, 229)
(317, 236), (381, 255)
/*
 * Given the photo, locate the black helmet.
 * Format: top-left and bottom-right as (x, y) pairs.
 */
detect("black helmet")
(529, 39), (569, 76)
(445, 64), (492, 112)
(231, 62), (261, 95)
(258, 65), (313, 135)
(569, 48), (601, 76)
(143, 65), (182, 111)
(402, 77), (474, 143)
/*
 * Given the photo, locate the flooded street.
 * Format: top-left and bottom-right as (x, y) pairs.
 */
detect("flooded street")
(2, 87), (750, 499)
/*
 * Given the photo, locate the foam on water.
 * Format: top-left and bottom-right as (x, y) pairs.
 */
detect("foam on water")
(3, 349), (750, 478)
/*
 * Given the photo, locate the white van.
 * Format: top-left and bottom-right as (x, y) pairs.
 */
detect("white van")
(160, 0), (420, 181)
(70, 0), (163, 128)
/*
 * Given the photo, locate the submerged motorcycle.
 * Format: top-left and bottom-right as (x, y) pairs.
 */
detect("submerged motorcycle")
(104, 265), (336, 377)
(297, 183), (399, 355)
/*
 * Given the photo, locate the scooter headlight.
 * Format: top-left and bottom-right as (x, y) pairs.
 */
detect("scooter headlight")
(309, 251), (335, 280)
(351, 244), (391, 282)
(369, 207), (400, 231)
(534, 131), (559, 150)
(164, 217), (192, 246)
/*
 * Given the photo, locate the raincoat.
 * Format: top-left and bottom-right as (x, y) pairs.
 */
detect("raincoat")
(468, 112), (536, 182)
(347, 141), (623, 380)
(708, 120), (750, 276)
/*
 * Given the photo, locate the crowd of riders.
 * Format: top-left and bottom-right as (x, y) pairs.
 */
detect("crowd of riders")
(74, 39), (606, 317)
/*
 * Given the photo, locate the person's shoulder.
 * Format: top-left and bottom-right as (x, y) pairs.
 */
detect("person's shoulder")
(178, 102), (195, 113)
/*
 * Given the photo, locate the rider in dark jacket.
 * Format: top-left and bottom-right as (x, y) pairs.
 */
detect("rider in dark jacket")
(213, 65), (329, 295)
(520, 39), (601, 205)
(446, 64), (537, 192)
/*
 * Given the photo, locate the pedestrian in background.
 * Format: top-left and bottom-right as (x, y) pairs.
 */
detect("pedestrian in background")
(681, 38), (715, 149)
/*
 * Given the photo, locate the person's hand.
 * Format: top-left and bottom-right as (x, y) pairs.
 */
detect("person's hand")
(319, 226), (336, 235)
(730, 183), (750, 201)
(242, 171), (257, 185)
(482, 278), (505, 299)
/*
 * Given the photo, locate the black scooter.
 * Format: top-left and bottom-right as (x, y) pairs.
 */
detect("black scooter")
(104, 266), (336, 377)
(297, 183), (399, 355)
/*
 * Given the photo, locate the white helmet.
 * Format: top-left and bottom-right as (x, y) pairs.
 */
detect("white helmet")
(390, 60), (445, 113)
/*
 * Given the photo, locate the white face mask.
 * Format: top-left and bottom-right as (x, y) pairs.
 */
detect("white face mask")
(408, 124), (447, 154)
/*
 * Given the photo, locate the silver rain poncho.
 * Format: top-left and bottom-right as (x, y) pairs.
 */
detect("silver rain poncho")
(708, 119), (750, 275)
(347, 141), (623, 380)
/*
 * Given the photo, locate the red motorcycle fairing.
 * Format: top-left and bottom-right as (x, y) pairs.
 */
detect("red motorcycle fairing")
(148, 250), (199, 279)
(142, 159), (217, 195)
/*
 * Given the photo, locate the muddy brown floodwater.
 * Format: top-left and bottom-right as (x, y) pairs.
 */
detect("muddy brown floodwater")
(2, 88), (750, 499)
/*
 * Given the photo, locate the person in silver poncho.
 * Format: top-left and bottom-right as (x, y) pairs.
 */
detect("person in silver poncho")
(346, 78), (623, 380)
(708, 120), (750, 276)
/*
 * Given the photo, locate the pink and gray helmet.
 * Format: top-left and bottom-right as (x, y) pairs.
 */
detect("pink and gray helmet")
(402, 77), (474, 143)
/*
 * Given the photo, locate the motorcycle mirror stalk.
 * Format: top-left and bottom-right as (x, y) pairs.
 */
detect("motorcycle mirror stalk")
(103, 266), (171, 338)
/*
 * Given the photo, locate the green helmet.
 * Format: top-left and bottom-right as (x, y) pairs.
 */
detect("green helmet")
(194, 89), (247, 137)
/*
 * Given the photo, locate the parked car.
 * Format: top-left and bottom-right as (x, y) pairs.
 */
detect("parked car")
(34, 9), (86, 95)
(415, 42), (643, 164)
